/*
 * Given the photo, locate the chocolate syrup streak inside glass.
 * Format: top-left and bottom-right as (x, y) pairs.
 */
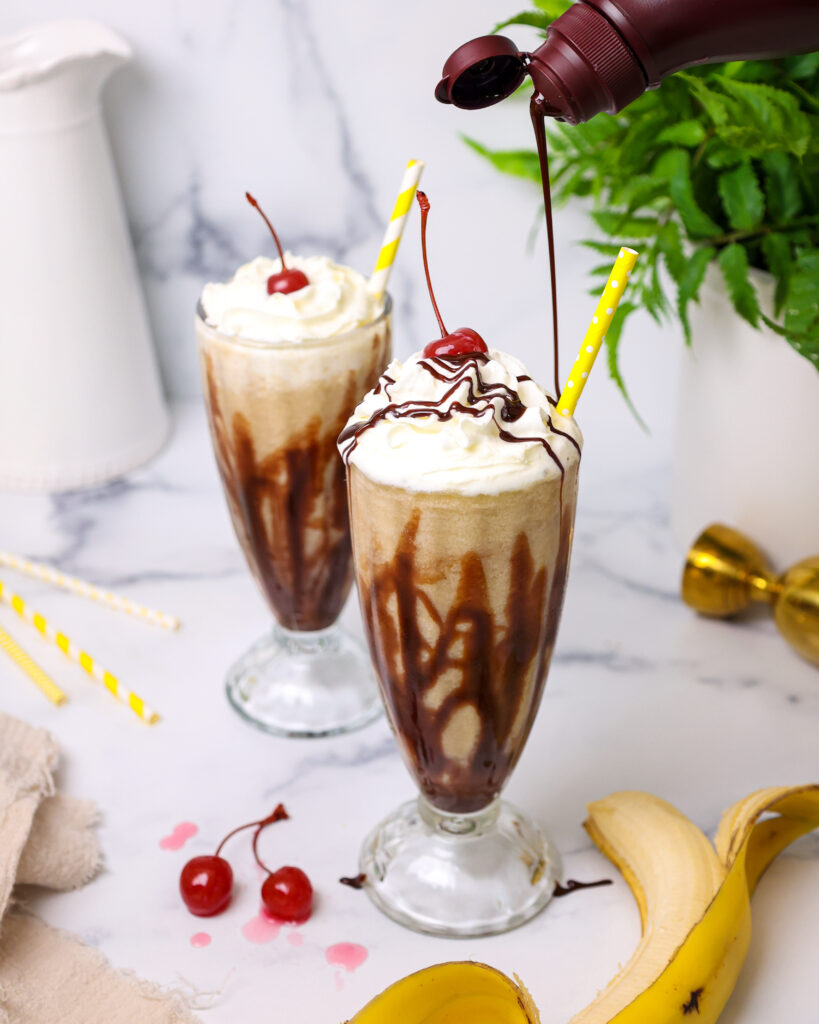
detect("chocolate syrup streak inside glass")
(530, 94), (560, 399)
(553, 878), (612, 898)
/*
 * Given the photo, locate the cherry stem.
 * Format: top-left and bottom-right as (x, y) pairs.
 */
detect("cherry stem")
(214, 803), (289, 858)
(416, 191), (448, 338)
(246, 192), (288, 268)
(250, 802), (289, 874)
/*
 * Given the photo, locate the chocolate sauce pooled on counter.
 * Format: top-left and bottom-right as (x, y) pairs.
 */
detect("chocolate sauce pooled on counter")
(339, 351), (580, 475)
(203, 355), (385, 631)
(553, 878), (612, 898)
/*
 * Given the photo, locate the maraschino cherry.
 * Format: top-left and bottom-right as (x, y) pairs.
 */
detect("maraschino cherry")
(253, 820), (314, 922)
(245, 192), (309, 295)
(416, 190), (488, 359)
(179, 804), (289, 917)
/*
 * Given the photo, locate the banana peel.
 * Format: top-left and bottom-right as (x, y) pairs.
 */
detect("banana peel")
(347, 784), (818, 1024)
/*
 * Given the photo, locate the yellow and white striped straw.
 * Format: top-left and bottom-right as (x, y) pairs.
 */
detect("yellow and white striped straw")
(0, 578), (160, 725)
(0, 624), (66, 706)
(557, 246), (639, 417)
(369, 158), (425, 300)
(0, 551), (179, 630)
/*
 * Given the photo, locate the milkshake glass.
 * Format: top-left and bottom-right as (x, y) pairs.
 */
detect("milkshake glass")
(340, 348), (581, 935)
(198, 253), (391, 736)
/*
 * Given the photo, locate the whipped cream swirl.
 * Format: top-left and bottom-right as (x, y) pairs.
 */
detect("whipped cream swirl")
(339, 349), (582, 494)
(201, 255), (384, 343)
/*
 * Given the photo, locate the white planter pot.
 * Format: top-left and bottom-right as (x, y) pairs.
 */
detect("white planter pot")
(671, 265), (819, 567)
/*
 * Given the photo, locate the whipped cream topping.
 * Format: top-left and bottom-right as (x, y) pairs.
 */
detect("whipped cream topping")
(339, 349), (582, 494)
(201, 255), (384, 343)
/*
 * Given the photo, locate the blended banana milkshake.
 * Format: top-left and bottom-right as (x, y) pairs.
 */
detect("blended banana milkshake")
(197, 250), (391, 738)
(198, 254), (390, 631)
(340, 348), (581, 813)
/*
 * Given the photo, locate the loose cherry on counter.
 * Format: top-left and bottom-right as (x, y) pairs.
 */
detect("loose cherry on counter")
(179, 804), (289, 917)
(253, 823), (314, 923)
(416, 190), (488, 359)
(245, 192), (309, 295)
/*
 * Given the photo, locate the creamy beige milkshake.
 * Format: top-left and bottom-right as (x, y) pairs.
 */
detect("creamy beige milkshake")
(198, 248), (391, 736)
(340, 348), (581, 813)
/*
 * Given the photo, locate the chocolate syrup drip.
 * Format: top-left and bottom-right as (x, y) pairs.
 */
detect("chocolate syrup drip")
(203, 344), (386, 631)
(530, 95), (561, 398)
(339, 873), (367, 889)
(355, 502), (575, 814)
(553, 878), (613, 898)
(339, 353), (579, 473)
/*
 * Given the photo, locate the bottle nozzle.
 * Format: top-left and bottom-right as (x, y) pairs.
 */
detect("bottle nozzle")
(435, 35), (528, 110)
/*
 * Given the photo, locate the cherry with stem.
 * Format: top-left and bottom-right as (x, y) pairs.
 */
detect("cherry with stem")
(246, 192), (309, 295)
(179, 803), (289, 917)
(416, 190), (487, 359)
(253, 820), (314, 923)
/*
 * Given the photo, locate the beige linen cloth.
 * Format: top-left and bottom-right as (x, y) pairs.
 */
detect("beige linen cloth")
(0, 714), (199, 1024)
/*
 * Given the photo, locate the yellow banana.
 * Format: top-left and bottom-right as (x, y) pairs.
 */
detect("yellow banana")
(346, 785), (818, 1024)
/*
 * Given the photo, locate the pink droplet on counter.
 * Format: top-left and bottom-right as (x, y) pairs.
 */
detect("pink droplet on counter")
(190, 932), (211, 948)
(242, 911), (281, 944)
(159, 822), (198, 850)
(287, 931), (304, 947)
(326, 942), (368, 973)
(335, 969), (344, 991)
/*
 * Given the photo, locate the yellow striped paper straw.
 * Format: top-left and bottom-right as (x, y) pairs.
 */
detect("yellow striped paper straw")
(0, 624), (67, 706)
(557, 247), (639, 417)
(369, 159), (425, 300)
(0, 577), (160, 725)
(0, 551), (179, 630)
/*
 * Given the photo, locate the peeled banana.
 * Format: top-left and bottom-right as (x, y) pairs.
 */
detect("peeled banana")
(347, 784), (818, 1024)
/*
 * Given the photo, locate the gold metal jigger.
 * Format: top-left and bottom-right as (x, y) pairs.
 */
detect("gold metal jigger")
(682, 524), (819, 668)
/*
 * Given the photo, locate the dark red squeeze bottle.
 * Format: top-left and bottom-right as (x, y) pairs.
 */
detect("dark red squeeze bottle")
(436, 0), (819, 123)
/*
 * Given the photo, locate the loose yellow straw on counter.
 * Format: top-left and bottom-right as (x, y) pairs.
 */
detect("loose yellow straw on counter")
(0, 550), (179, 630)
(557, 246), (639, 417)
(369, 158), (425, 300)
(0, 624), (66, 706)
(0, 578), (159, 724)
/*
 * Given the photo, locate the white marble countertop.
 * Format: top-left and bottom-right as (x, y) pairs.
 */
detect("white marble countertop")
(0, 402), (816, 1023)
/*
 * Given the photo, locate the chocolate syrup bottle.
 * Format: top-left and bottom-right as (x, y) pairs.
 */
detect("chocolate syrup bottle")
(436, 0), (819, 124)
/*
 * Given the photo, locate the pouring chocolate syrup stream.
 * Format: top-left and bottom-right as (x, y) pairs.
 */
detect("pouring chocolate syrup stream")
(530, 96), (561, 399)
(245, 192), (309, 295)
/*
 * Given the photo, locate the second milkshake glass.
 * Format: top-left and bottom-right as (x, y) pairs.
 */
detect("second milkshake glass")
(348, 439), (579, 935)
(197, 298), (391, 737)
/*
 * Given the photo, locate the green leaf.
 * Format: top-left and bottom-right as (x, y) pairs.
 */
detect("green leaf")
(590, 212), (660, 239)
(580, 240), (625, 257)
(783, 252), (819, 367)
(655, 148), (722, 238)
(532, 0), (573, 18)
(719, 79), (812, 157)
(493, 11), (552, 32)
(603, 301), (647, 428)
(679, 74), (731, 125)
(677, 246), (716, 343)
(718, 243), (761, 327)
(656, 120), (707, 147)
(761, 152), (803, 222)
(717, 162), (764, 231)
(760, 234), (793, 315)
(782, 52), (819, 79)
(461, 137), (541, 182)
(658, 220), (686, 282)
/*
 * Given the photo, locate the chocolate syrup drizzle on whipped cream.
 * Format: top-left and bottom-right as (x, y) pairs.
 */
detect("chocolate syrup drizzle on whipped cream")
(338, 351), (580, 473)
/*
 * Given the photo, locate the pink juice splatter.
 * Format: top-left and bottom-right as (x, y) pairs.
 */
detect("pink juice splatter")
(287, 931), (304, 947)
(159, 822), (198, 851)
(190, 932), (211, 948)
(242, 911), (282, 945)
(326, 942), (368, 972)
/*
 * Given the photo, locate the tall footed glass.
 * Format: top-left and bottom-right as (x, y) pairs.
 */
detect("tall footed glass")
(348, 456), (579, 935)
(196, 299), (391, 737)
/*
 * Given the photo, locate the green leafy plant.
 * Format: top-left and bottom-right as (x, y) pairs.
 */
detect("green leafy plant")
(465, 0), (819, 411)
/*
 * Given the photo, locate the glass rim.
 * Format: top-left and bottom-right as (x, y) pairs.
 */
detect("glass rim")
(195, 292), (392, 351)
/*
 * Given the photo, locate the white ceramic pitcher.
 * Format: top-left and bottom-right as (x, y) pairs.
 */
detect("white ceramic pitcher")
(0, 19), (169, 491)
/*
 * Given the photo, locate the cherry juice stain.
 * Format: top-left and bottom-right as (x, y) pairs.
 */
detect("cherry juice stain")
(241, 911), (282, 944)
(190, 932), (211, 948)
(159, 822), (198, 851)
(327, 942), (368, 991)
(287, 931), (305, 947)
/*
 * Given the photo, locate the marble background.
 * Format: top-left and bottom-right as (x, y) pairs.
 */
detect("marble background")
(3, 0), (677, 445)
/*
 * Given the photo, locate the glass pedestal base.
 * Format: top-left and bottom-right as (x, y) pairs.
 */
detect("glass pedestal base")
(359, 796), (560, 937)
(225, 622), (382, 738)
